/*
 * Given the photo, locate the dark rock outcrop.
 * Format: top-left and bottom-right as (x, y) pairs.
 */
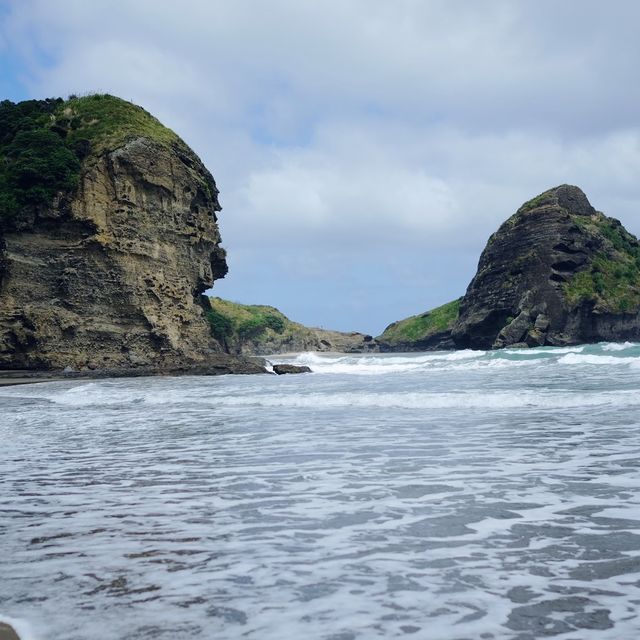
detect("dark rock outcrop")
(452, 185), (640, 349)
(0, 95), (264, 375)
(272, 364), (312, 374)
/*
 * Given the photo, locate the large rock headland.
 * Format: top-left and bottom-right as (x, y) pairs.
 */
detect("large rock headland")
(0, 95), (263, 375)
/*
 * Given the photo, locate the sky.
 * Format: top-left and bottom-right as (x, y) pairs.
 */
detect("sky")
(2, 0), (640, 334)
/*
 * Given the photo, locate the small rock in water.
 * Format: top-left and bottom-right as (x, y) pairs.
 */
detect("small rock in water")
(273, 364), (312, 375)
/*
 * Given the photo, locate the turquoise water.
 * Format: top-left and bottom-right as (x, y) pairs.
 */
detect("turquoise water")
(2, 343), (640, 639)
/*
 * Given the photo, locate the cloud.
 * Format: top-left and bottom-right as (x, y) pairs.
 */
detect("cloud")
(2, 0), (640, 332)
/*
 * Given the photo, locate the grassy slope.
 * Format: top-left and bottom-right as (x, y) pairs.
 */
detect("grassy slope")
(204, 297), (317, 352)
(377, 298), (461, 346)
(57, 94), (181, 156)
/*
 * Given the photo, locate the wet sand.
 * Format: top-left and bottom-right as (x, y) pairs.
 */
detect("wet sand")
(0, 359), (268, 388)
(0, 369), (63, 387)
(0, 623), (20, 640)
(0, 377), (61, 387)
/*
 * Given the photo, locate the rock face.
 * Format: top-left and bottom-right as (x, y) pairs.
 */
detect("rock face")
(0, 95), (263, 374)
(452, 185), (640, 349)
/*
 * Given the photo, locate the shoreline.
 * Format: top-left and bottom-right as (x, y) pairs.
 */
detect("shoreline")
(0, 358), (268, 387)
(0, 376), (63, 387)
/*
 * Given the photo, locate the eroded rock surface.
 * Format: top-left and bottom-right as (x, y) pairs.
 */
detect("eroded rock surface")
(0, 96), (263, 374)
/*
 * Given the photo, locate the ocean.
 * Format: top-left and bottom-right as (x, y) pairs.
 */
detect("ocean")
(2, 343), (640, 639)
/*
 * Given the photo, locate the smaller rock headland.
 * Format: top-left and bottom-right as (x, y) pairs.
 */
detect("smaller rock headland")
(379, 185), (640, 350)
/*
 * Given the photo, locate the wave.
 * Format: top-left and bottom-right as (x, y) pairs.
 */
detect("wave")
(283, 345), (640, 375)
(285, 350), (499, 375)
(217, 389), (640, 410)
(558, 352), (640, 366)
(601, 341), (639, 352)
(503, 345), (585, 356)
(5, 382), (640, 411)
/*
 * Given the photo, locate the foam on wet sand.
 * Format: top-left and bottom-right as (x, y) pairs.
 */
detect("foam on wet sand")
(2, 342), (640, 639)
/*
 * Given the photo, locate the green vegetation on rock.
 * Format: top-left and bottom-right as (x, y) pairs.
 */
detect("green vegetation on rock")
(203, 306), (234, 343)
(378, 298), (461, 345)
(564, 213), (640, 312)
(518, 188), (556, 214)
(0, 98), (80, 221)
(203, 297), (373, 355)
(0, 94), (185, 225)
(205, 297), (294, 352)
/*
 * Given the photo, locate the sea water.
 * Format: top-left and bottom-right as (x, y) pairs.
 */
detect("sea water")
(2, 343), (640, 640)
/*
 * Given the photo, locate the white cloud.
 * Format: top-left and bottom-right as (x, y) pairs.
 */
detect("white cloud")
(2, 0), (640, 331)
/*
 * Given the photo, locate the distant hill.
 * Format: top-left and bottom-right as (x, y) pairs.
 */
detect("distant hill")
(204, 297), (377, 355)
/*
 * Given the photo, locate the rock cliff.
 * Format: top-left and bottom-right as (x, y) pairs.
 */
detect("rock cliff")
(0, 95), (262, 374)
(381, 185), (640, 350)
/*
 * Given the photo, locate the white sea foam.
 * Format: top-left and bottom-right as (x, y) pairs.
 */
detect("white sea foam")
(2, 342), (640, 639)
(601, 341), (639, 351)
(558, 352), (640, 366)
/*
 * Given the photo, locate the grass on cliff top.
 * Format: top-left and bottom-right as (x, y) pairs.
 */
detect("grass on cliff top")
(377, 298), (460, 345)
(518, 187), (558, 214)
(564, 213), (640, 312)
(57, 94), (181, 155)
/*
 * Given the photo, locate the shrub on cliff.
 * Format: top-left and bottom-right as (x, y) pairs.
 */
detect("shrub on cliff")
(0, 99), (81, 222)
(204, 307), (234, 342)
